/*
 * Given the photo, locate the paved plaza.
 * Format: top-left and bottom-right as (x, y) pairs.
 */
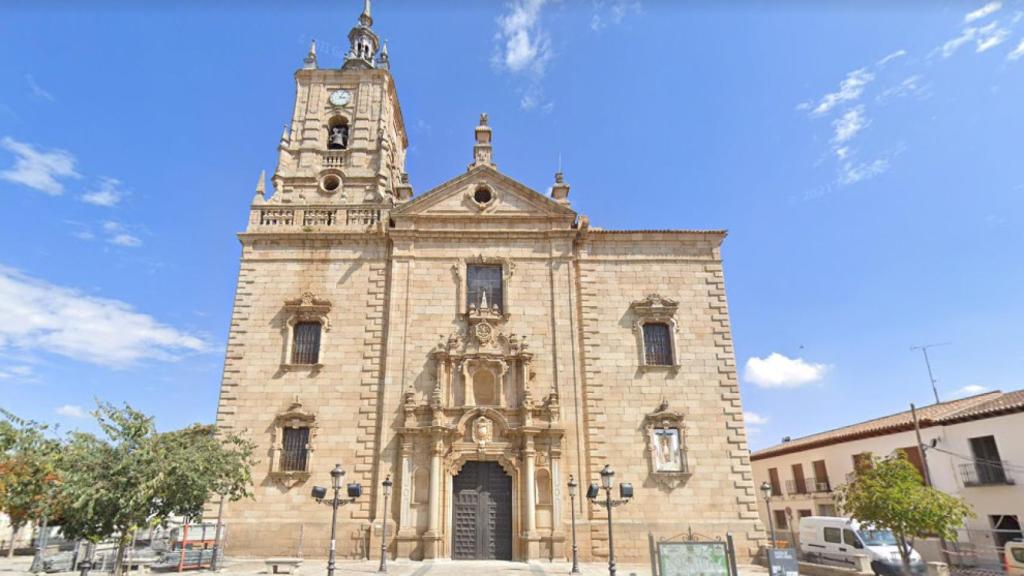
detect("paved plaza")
(0, 556), (771, 576)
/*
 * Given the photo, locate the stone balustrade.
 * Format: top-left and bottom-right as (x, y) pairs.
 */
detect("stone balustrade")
(322, 150), (347, 168)
(249, 206), (385, 232)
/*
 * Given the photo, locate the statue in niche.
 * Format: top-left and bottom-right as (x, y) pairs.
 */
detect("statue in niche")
(473, 416), (493, 448)
(652, 427), (683, 472)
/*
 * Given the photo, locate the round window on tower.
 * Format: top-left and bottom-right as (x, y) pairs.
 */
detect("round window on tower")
(320, 174), (342, 194)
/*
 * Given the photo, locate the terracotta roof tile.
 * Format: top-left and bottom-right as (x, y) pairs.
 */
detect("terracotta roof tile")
(750, 390), (1022, 460)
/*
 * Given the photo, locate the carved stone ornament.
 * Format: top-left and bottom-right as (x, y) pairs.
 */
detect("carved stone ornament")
(283, 291), (332, 329)
(474, 321), (496, 347)
(642, 400), (691, 490)
(473, 416), (494, 448)
(630, 293), (680, 316)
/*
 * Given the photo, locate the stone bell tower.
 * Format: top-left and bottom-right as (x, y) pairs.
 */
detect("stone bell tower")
(258, 0), (411, 209)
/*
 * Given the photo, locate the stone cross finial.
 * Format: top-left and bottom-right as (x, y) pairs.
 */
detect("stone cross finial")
(480, 113), (488, 126)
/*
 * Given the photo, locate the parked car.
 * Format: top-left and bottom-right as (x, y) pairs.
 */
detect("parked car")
(799, 516), (924, 576)
(1006, 540), (1024, 575)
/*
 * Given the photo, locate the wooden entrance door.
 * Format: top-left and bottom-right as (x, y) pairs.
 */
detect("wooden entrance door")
(452, 461), (512, 560)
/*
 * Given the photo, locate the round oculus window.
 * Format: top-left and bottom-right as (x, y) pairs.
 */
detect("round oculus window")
(321, 175), (341, 193)
(473, 187), (493, 205)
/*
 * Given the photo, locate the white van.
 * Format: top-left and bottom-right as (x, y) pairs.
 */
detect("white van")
(799, 516), (923, 575)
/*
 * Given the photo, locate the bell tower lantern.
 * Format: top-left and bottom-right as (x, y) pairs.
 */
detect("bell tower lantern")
(257, 0), (408, 217)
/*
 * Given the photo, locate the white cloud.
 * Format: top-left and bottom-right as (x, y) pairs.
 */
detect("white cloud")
(0, 137), (80, 195)
(965, 1), (1001, 23)
(938, 21), (1009, 58)
(26, 75), (54, 102)
(55, 404), (88, 419)
(744, 353), (829, 388)
(805, 68), (875, 117)
(838, 157), (891, 185)
(591, 0), (642, 32)
(81, 177), (126, 207)
(832, 106), (869, 146)
(941, 28), (977, 58)
(1010, 38), (1024, 60)
(877, 75), (930, 103)
(876, 49), (907, 67)
(493, 0), (552, 75)
(951, 384), (989, 397)
(975, 22), (1009, 52)
(744, 411), (769, 426)
(102, 221), (142, 247)
(0, 364), (34, 380)
(0, 266), (208, 367)
(109, 234), (142, 247)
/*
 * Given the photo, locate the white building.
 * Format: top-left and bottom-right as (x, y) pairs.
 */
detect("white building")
(750, 390), (1024, 567)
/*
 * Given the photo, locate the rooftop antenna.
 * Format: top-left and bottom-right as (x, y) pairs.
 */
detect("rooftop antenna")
(910, 342), (950, 405)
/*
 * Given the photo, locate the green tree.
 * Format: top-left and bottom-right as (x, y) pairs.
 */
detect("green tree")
(57, 403), (255, 573)
(0, 410), (61, 558)
(836, 454), (974, 573)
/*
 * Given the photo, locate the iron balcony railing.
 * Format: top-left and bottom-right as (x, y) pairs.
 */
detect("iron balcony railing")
(784, 477), (832, 495)
(959, 461), (1015, 486)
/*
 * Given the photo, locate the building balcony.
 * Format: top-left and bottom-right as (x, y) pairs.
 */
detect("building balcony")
(785, 477), (832, 496)
(959, 462), (1015, 487)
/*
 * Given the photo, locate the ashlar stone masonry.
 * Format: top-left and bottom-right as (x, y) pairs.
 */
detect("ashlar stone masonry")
(214, 1), (765, 564)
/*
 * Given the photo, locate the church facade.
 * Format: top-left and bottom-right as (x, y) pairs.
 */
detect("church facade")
(214, 2), (764, 564)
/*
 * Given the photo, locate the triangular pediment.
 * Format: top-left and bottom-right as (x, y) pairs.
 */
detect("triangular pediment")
(392, 165), (576, 221)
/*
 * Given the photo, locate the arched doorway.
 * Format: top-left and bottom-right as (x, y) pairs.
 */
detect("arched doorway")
(452, 461), (512, 560)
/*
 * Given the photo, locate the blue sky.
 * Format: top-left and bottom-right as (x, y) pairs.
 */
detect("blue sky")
(1, 1), (1022, 449)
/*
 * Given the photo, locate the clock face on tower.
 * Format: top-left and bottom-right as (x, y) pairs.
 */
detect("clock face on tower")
(329, 89), (351, 107)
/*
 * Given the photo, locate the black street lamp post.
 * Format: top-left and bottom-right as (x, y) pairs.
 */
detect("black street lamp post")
(377, 475), (392, 574)
(587, 464), (633, 576)
(567, 475), (580, 574)
(311, 464), (362, 576)
(760, 481), (776, 548)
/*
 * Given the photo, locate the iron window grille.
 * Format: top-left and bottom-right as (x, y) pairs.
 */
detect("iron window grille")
(292, 322), (322, 365)
(642, 322), (673, 366)
(280, 427), (310, 472)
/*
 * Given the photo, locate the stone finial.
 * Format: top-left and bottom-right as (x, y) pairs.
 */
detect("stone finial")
(303, 39), (318, 70)
(279, 124), (290, 145)
(253, 170), (266, 204)
(377, 39), (390, 69)
(359, 0), (373, 27)
(470, 113), (494, 169)
(394, 171), (413, 202)
(551, 170), (570, 204)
